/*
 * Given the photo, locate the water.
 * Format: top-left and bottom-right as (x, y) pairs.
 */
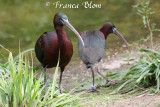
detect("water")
(0, 0), (160, 64)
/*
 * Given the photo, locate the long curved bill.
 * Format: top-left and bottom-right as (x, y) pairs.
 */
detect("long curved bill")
(62, 19), (85, 46)
(113, 28), (129, 49)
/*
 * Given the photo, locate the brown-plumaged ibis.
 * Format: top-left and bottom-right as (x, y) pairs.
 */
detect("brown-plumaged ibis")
(35, 13), (84, 93)
(78, 22), (128, 92)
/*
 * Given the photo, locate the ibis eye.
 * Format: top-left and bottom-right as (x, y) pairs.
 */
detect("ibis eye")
(60, 19), (63, 22)
(109, 27), (113, 33)
(60, 18), (65, 25)
(112, 27), (116, 33)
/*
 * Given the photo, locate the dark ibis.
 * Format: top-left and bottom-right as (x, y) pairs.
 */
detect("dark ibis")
(78, 22), (128, 92)
(35, 13), (84, 93)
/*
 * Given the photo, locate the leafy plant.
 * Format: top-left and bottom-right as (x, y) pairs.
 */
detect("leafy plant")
(133, 0), (160, 48)
(157, 103), (160, 107)
(108, 48), (160, 93)
(0, 47), (81, 107)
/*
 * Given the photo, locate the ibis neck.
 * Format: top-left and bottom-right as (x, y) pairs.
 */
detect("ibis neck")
(100, 27), (110, 40)
(55, 25), (68, 42)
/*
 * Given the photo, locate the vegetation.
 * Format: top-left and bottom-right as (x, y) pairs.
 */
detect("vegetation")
(133, 0), (160, 48)
(107, 0), (160, 94)
(0, 47), (81, 107)
(109, 48), (160, 93)
(0, 0), (160, 106)
(79, 87), (118, 106)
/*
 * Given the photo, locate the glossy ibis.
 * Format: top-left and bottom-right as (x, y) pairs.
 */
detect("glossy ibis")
(35, 13), (84, 93)
(78, 22), (128, 92)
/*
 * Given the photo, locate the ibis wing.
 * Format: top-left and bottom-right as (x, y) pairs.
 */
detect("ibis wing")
(35, 31), (57, 64)
(78, 30), (106, 67)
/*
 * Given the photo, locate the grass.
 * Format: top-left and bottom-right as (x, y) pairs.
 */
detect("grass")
(107, 48), (160, 94)
(106, 0), (160, 94)
(0, 0), (160, 106)
(0, 46), (82, 107)
(79, 87), (119, 106)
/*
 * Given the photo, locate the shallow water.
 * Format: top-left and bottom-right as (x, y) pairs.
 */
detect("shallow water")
(0, 0), (160, 64)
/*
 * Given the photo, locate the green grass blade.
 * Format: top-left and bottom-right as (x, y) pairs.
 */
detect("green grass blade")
(139, 48), (160, 55)
(51, 51), (60, 98)
(116, 79), (135, 92)
(14, 48), (34, 61)
(13, 88), (17, 107)
(136, 69), (150, 83)
(28, 84), (42, 107)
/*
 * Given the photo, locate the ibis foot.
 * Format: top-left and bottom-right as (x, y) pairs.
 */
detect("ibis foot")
(85, 89), (99, 93)
(85, 85), (98, 93)
(60, 89), (63, 94)
(96, 66), (120, 85)
(106, 79), (120, 85)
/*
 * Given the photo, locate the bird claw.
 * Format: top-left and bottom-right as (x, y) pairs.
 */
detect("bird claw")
(85, 89), (99, 93)
(91, 85), (96, 90)
(106, 79), (120, 85)
(85, 85), (98, 93)
(60, 89), (63, 94)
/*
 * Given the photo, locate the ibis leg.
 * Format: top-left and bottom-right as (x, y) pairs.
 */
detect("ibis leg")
(97, 64), (119, 84)
(59, 67), (65, 94)
(91, 67), (96, 90)
(44, 69), (47, 93)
